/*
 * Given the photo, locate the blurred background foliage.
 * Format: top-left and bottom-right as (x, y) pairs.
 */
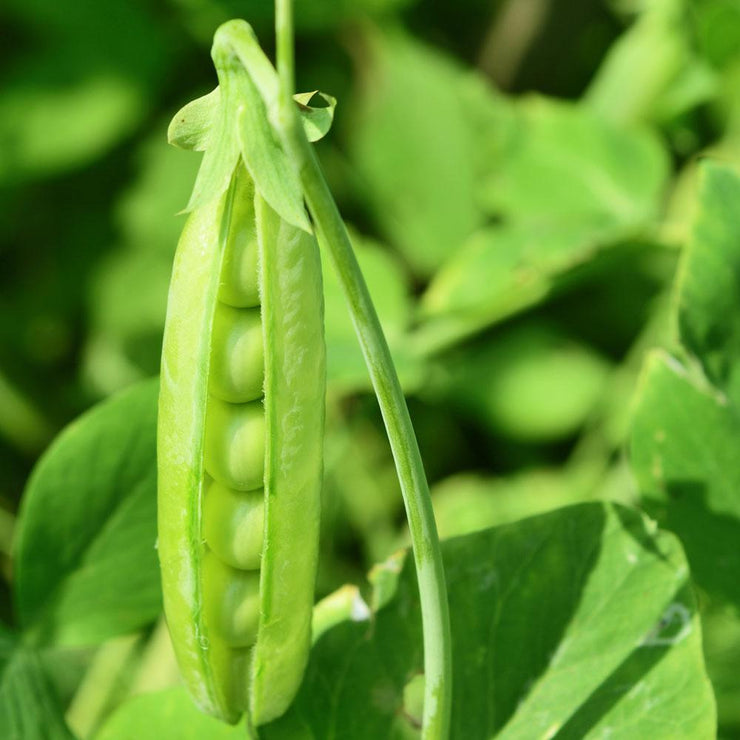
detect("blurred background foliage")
(3, 0), (740, 735)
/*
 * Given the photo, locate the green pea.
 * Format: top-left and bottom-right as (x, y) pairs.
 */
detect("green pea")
(204, 480), (264, 570)
(204, 643), (251, 719)
(218, 170), (260, 308)
(203, 553), (261, 647)
(204, 398), (265, 491)
(209, 304), (264, 403)
(158, 163), (325, 726)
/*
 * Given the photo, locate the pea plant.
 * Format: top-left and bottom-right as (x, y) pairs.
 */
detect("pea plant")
(4, 0), (740, 738)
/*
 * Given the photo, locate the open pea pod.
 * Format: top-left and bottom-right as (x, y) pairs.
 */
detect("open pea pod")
(158, 20), (325, 726)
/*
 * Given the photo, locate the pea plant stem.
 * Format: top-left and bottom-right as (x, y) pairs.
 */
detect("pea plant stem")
(273, 3), (452, 736)
(274, 0), (294, 104)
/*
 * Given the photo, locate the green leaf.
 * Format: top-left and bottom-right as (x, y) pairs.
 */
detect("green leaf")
(586, 0), (716, 126)
(181, 87), (240, 213)
(294, 91), (337, 142)
(349, 28), (484, 275)
(419, 98), (669, 349)
(480, 98), (669, 224)
(675, 165), (740, 398)
(94, 688), (243, 740)
(236, 82), (311, 231)
(631, 162), (740, 609)
(14, 379), (161, 647)
(0, 629), (73, 740)
(263, 503), (715, 738)
(167, 88), (221, 152)
(631, 351), (740, 605)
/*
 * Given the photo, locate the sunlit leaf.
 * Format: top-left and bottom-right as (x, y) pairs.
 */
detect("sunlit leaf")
(263, 504), (715, 738)
(349, 28), (484, 275)
(631, 162), (740, 608)
(14, 380), (160, 646)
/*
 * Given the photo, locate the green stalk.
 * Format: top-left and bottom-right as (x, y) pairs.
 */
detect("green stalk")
(274, 4), (452, 737)
(275, 0), (294, 103)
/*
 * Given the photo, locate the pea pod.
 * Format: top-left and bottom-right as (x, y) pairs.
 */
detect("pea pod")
(157, 26), (326, 725)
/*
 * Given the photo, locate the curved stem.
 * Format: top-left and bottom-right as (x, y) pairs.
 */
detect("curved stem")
(274, 3), (452, 736)
(301, 146), (453, 738)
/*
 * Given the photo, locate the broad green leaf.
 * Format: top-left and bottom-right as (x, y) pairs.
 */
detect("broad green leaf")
(419, 224), (664, 353)
(479, 97), (669, 224)
(420, 99), (669, 348)
(631, 162), (740, 609)
(675, 165), (740, 399)
(426, 325), (611, 442)
(13, 379), (160, 647)
(587, 0), (716, 126)
(419, 220), (597, 351)
(0, 629), (73, 740)
(263, 503), (715, 738)
(94, 688), (243, 740)
(349, 27), (484, 275)
(631, 351), (740, 605)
